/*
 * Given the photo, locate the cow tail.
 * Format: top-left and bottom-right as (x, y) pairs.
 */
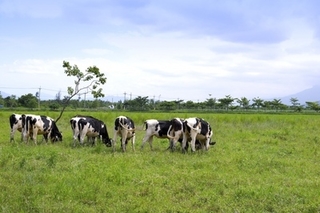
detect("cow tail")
(167, 124), (174, 139)
(119, 120), (135, 131)
(186, 122), (199, 131)
(143, 121), (147, 131)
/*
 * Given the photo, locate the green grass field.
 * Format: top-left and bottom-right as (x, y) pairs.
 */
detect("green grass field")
(0, 111), (319, 212)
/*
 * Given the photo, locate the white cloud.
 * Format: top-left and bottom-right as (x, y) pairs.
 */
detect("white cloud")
(1, 0), (320, 102)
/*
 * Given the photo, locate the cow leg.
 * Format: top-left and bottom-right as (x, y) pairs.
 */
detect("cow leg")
(32, 129), (38, 145)
(22, 129), (28, 143)
(148, 137), (153, 150)
(91, 137), (97, 146)
(112, 130), (118, 152)
(121, 137), (127, 152)
(20, 130), (24, 142)
(131, 135), (136, 152)
(73, 133), (78, 147)
(120, 129), (128, 152)
(10, 128), (16, 142)
(141, 135), (153, 150)
(141, 135), (150, 150)
(79, 131), (86, 146)
(43, 134), (49, 144)
(181, 134), (188, 153)
(171, 131), (183, 151)
(190, 133), (197, 152)
(121, 137), (126, 152)
(205, 138), (210, 151)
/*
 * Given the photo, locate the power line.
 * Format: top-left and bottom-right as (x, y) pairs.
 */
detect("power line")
(0, 87), (206, 102)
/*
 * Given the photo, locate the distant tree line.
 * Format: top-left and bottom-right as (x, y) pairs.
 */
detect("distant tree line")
(1, 93), (319, 112)
(2, 60), (319, 113)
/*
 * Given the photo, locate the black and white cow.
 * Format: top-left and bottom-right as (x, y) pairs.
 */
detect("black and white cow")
(22, 114), (62, 144)
(10, 113), (28, 142)
(70, 115), (112, 147)
(113, 115), (135, 152)
(141, 118), (186, 151)
(182, 117), (214, 152)
(141, 119), (171, 150)
(166, 118), (185, 150)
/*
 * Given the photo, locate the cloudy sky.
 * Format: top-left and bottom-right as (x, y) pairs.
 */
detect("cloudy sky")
(1, 0), (320, 102)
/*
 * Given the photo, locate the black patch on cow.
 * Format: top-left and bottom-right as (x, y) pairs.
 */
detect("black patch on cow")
(9, 114), (18, 129)
(157, 120), (171, 137)
(199, 118), (210, 136)
(170, 118), (183, 132)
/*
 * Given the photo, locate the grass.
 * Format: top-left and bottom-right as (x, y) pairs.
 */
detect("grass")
(0, 111), (320, 212)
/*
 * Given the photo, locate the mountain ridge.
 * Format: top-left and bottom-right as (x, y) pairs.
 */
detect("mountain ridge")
(277, 85), (320, 105)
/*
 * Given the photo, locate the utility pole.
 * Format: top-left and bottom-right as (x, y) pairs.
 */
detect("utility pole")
(123, 92), (127, 110)
(37, 87), (41, 109)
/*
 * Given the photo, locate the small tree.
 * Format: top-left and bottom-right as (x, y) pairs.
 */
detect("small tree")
(237, 97), (250, 110)
(290, 97), (301, 112)
(306, 101), (320, 112)
(4, 95), (18, 108)
(271, 99), (282, 111)
(218, 95), (234, 111)
(18, 93), (38, 108)
(55, 61), (107, 122)
(252, 97), (264, 110)
(205, 98), (217, 110)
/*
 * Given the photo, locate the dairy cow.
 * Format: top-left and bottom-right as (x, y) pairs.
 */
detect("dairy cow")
(141, 118), (185, 151)
(141, 119), (171, 150)
(70, 115), (112, 147)
(182, 117), (214, 152)
(166, 118), (185, 150)
(113, 115), (135, 152)
(22, 114), (62, 144)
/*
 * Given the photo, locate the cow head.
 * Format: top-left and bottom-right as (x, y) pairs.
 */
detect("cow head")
(104, 138), (113, 147)
(50, 131), (63, 142)
(50, 121), (63, 142)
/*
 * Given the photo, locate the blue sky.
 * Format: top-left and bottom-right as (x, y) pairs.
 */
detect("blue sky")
(1, 0), (320, 102)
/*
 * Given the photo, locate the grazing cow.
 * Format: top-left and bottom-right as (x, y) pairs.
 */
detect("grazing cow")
(182, 117), (214, 152)
(141, 118), (186, 151)
(166, 118), (185, 150)
(70, 115), (112, 147)
(141, 119), (172, 150)
(22, 114), (62, 144)
(113, 115), (135, 152)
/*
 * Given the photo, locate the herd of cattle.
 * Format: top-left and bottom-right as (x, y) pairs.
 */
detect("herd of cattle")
(9, 113), (216, 152)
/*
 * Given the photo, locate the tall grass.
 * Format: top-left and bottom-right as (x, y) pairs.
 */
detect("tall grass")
(0, 111), (319, 212)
